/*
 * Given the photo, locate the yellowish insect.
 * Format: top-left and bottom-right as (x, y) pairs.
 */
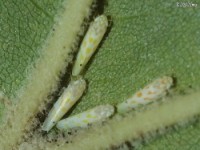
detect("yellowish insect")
(117, 76), (173, 113)
(42, 78), (86, 132)
(56, 104), (114, 130)
(72, 15), (108, 76)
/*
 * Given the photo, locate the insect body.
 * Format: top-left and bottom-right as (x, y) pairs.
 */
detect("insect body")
(42, 78), (86, 132)
(72, 15), (108, 76)
(117, 76), (173, 113)
(56, 104), (114, 130)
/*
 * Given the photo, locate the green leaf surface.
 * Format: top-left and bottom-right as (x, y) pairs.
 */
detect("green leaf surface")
(0, 0), (63, 126)
(1, 0), (200, 149)
(72, 0), (200, 149)
(73, 0), (200, 114)
(138, 121), (200, 150)
(0, 0), (62, 97)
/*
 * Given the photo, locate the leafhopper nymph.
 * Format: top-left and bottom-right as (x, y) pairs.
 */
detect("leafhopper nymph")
(117, 76), (173, 113)
(56, 104), (114, 130)
(72, 15), (108, 76)
(42, 78), (86, 132)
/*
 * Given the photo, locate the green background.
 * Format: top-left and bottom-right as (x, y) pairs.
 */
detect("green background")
(1, 0), (200, 149)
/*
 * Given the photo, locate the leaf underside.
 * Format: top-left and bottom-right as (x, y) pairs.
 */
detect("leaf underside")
(0, 0), (200, 149)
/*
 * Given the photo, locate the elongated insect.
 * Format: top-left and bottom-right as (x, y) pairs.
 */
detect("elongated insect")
(42, 78), (86, 132)
(117, 76), (173, 113)
(56, 104), (114, 130)
(72, 15), (108, 76)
